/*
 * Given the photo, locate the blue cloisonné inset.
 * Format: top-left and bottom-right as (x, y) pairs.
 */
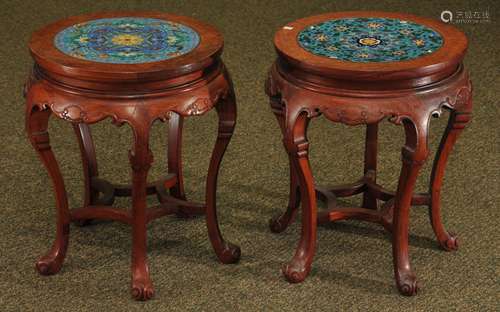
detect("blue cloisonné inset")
(54, 17), (200, 64)
(297, 18), (443, 62)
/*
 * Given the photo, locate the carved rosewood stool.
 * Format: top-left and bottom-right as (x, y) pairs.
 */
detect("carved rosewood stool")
(24, 12), (240, 300)
(266, 12), (471, 295)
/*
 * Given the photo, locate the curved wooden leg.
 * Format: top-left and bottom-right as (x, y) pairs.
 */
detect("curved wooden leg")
(167, 112), (186, 200)
(362, 123), (378, 209)
(282, 112), (317, 283)
(26, 106), (70, 275)
(167, 112), (196, 218)
(428, 111), (471, 251)
(73, 123), (98, 226)
(128, 123), (154, 301)
(269, 98), (300, 233)
(205, 84), (241, 264)
(393, 117), (429, 296)
(270, 159), (300, 233)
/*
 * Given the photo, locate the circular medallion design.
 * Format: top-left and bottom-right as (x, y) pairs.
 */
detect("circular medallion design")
(54, 17), (200, 64)
(297, 17), (443, 62)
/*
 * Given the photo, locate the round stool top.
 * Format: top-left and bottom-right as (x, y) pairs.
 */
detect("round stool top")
(274, 11), (467, 83)
(30, 12), (223, 82)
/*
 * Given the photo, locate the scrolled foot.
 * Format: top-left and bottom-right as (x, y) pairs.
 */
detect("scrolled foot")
(36, 255), (63, 276)
(282, 261), (310, 283)
(131, 280), (155, 301)
(440, 233), (459, 251)
(218, 241), (241, 264)
(269, 213), (291, 233)
(397, 272), (421, 296)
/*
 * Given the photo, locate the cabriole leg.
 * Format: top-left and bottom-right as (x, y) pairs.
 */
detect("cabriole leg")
(129, 122), (154, 301)
(282, 112), (317, 283)
(269, 98), (300, 233)
(205, 84), (241, 264)
(393, 117), (429, 296)
(26, 106), (70, 275)
(428, 111), (471, 251)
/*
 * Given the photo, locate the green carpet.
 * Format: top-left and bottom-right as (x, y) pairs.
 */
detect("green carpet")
(1, 0), (498, 311)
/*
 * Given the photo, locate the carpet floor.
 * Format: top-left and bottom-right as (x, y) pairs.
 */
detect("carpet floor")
(0, 0), (498, 311)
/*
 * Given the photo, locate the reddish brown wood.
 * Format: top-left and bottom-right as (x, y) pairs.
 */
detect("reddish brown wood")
(267, 11), (472, 296)
(167, 112), (186, 202)
(281, 112), (317, 283)
(269, 97), (301, 233)
(73, 123), (98, 206)
(85, 174), (177, 200)
(70, 199), (204, 226)
(428, 111), (472, 251)
(71, 205), (132, 224)
(29, 11), (224, 84)
(365, 178), (430, 205)
(205, 69), (241, 264)
(72, 123), (99, 226)
(362, 125), (378, 209)
(26, 107), (70, 276)
(25, 12), (239, 301)
(156, 181), (205, 217)
(274, 11), (467, 86)
(317, 207), (392, 232)
(314, 186), (337, 210)
(391, 118), (429, 295)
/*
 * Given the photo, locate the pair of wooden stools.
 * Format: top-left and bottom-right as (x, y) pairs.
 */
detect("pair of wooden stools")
(25, 11), (472, 300)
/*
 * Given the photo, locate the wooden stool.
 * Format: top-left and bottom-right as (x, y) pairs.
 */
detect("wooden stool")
(25, 12), (240, 301)
(266, 11), (471, 296)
